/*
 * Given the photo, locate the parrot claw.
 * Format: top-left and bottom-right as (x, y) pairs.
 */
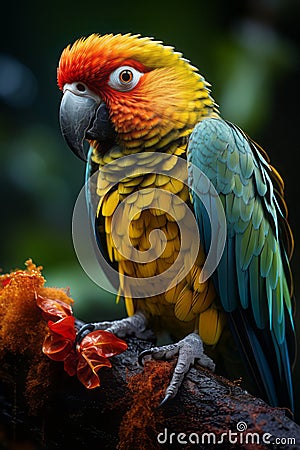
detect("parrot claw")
(75, 312), (154, 343)
(157, 393), (172, 408)
(138, 348), (154, 367)
(138, 333), (215, 404)
(75, 323), (95, 343)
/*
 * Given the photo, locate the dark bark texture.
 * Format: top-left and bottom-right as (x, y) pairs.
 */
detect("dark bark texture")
(0, 336), (299, 450)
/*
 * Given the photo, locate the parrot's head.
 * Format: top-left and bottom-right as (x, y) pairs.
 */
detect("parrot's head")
(57, 33), (217, 160)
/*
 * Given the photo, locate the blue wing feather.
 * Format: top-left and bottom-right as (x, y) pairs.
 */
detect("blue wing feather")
(187, 117), (295, 411)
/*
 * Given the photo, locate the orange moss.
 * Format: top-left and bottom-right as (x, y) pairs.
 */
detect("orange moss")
(0, 259), (75, 412)
(24, 354), (57, 412)
(118, 359), (175, 450)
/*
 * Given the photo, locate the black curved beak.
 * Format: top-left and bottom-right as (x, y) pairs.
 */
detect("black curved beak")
(59, 89), (115, 161)
(59, 90), (97, 161)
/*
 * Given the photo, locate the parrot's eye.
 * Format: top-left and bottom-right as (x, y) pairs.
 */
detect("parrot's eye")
(108, 66), (143, 92)
(119, 70), (133, 83)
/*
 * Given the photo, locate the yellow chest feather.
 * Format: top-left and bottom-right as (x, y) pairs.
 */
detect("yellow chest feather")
(98, 166), (226, 345)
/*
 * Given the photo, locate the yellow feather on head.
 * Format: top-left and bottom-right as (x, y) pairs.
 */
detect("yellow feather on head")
(58, 33), (217, 153)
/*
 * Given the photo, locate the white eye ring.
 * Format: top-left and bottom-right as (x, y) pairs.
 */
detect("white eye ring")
(108, 66), (143, 92)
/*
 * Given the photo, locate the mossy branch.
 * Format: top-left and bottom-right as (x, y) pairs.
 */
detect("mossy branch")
(0, 263), (299, 449)
(1, 335), (300, 450)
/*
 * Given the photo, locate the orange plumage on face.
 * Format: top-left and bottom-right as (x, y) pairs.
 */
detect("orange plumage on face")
(57, 33), (216, 150)
(58, 34), (149, 96)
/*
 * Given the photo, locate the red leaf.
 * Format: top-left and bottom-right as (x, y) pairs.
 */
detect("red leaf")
(74, 330), (127, 389)
(42, 332), (74, 361)
(36, 293), (73, 322)
(42, 316), (76, 362)
(77, 352), (112, 389)
(80, 330), (128, 358)
(48, 316), (76, 341)
(63, 349), (78, 376)
(40, 309), (127, 390)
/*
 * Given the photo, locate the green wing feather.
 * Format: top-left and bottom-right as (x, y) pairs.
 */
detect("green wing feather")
(187, 117), (295, 410)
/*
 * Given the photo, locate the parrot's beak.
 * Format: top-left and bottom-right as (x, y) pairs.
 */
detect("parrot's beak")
(59, 87), (115, 161)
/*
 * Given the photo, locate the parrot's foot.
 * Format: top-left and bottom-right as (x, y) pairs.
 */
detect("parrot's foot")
(138, 332), (215, 406)
(76, 311), (154, 342)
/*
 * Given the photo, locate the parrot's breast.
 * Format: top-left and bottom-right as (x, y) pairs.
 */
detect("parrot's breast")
(95, 150), (226, 345)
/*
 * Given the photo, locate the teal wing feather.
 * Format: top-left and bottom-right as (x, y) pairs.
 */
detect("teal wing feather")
(187, 117), (295, 410)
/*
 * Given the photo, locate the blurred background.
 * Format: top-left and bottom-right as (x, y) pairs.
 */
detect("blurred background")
(0, 0), (299, 418)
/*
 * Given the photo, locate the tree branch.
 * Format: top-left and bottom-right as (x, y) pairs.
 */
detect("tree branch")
(0, 335), (299, 450)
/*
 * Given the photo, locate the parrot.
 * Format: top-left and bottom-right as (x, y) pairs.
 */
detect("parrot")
(57, 33), (295, 411)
